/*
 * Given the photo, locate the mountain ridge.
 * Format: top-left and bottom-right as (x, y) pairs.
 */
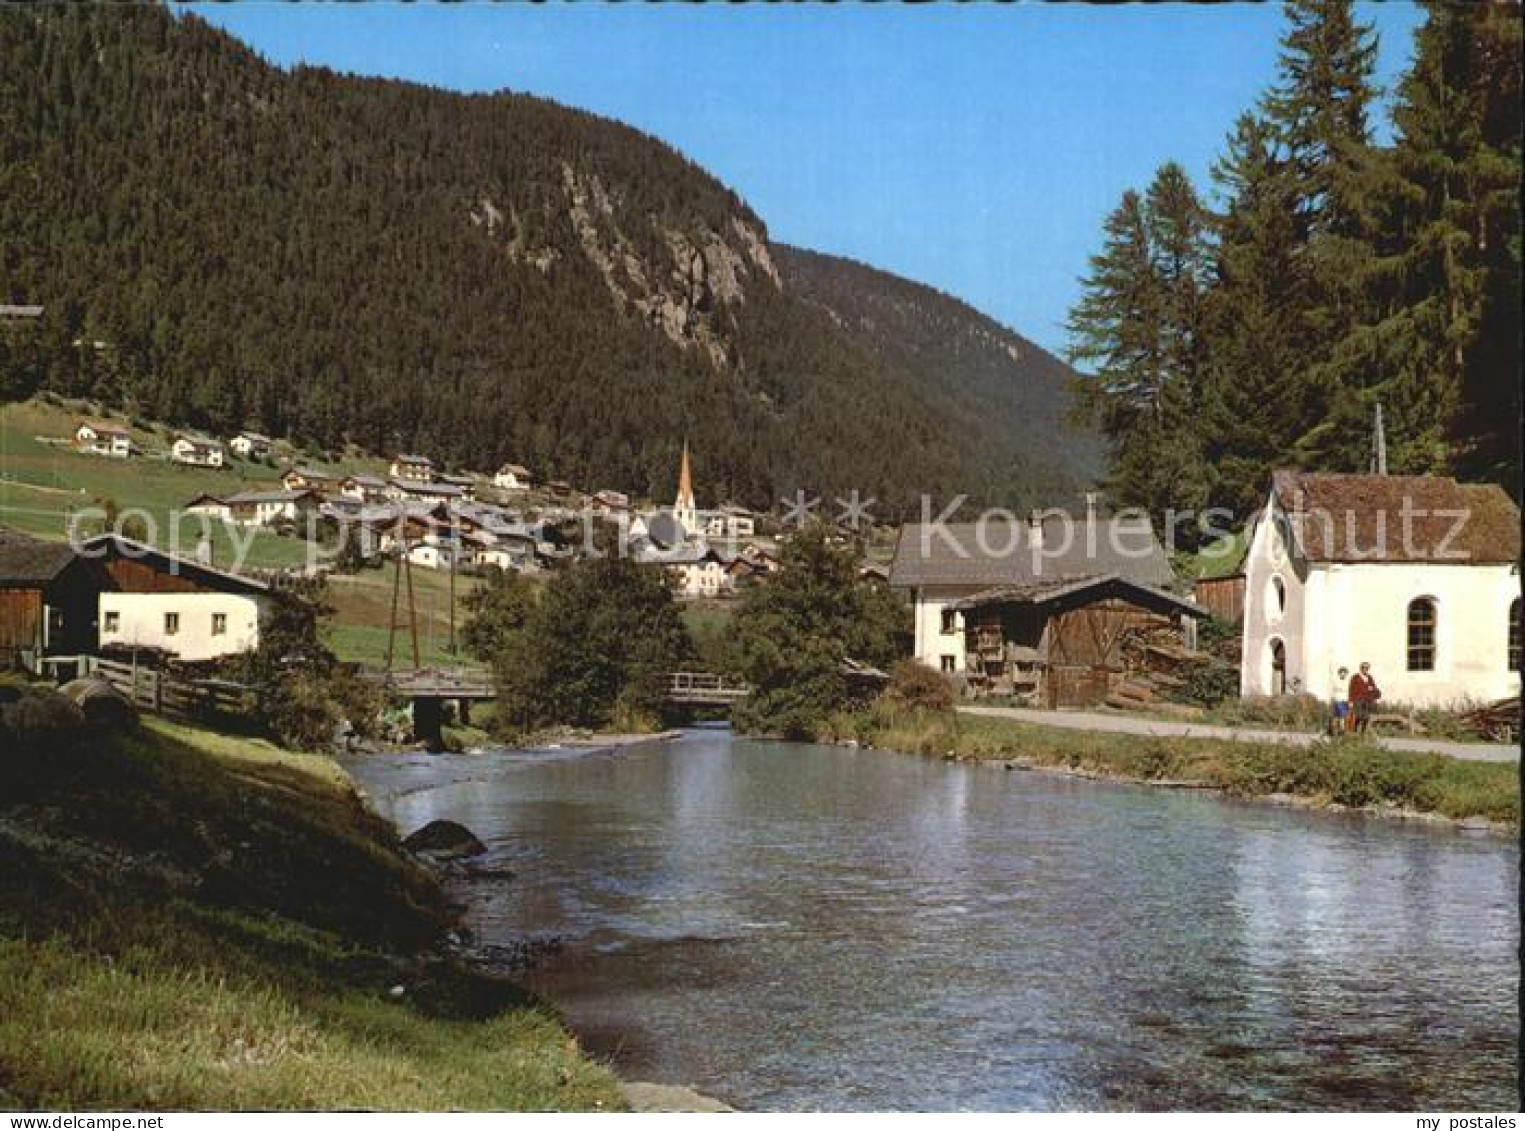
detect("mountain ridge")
(0, 5), (1097, 513)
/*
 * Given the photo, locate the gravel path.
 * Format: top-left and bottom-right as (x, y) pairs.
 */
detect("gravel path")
(957, 705), (1520, 764)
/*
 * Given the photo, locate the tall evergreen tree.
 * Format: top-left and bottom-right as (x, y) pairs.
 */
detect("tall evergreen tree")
(1199, 115), (1319, 516)
(1357, 0), (1522, 483)
(1067, 165), (1213, 527)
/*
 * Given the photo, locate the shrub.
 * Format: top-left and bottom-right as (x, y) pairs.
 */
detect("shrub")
(882, 660), (954, 713)
(1174, 661), (1240, 707)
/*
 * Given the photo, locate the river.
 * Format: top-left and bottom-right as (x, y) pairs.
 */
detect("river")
(347, 726), (1519, 1111)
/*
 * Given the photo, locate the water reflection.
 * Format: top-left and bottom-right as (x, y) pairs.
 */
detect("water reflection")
(350, 728), (1518, 1111)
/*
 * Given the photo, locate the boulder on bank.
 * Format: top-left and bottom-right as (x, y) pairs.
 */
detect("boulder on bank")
(58, 678), (139, 730)
(0, 686), (86, 749)
(403, 819), (487, 861)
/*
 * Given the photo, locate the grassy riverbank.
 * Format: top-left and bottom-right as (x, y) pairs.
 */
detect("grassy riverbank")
(821, 707), (1519, 827)
(0, 713), (622, 1110)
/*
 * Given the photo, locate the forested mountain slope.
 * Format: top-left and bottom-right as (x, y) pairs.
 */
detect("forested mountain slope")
(0, 5), (1096, 511)
(778, 246), (1103, 506)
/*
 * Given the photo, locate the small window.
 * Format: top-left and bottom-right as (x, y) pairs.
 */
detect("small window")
(211, 612), (227, 637)
(940, 655), (957, 673)
(1407, 598), (1436, 672)
(103, 611), (120, 634)
(164, 612), (180, 637)
(941, 609), (957, 635)
(1509, 597), (1521, 672)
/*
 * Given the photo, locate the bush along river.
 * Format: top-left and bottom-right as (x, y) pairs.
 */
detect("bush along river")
(347, 726), (1519, 1112)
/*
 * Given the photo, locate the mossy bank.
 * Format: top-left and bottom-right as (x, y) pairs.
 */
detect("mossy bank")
(0, 701), (623, 1111)
(820, 707), (1519, 831)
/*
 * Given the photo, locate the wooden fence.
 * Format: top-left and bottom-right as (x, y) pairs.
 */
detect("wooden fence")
(89, 656), (254, 719)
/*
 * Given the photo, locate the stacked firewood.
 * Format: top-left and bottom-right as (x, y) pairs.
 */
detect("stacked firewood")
(1462, 697), (1520, 742)
(1105, 674), (1204, 719)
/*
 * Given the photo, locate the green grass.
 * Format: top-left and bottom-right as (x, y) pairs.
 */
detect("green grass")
(325, 565), (483, 669)
(0, 711), (623, 1111)
(822, 706), (1520, 826)
(0, 397), (319, 569)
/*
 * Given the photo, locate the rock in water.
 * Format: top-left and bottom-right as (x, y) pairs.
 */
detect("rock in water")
(402, 819), (487, 860)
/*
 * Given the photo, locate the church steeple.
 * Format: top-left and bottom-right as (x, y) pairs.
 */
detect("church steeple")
(674, 440), (697, 533)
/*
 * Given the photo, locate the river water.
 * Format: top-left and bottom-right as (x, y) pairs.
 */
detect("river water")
(348, 727), (1519, 1111)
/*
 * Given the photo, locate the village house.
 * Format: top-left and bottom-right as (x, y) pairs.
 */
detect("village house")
(0, 303), (45, 328)
(281, 466), (340, 495)
(74, 420), (134, 458)
(170, 436), (226, 469)
(81, 534), (271, 664)
(390, 453), (435, 483)
(492, 463), (535, 491)
(474, 531), (540, 573)
(702, 505), (757, 541)
(0, 528), (103, 673)
(890, 510), (1206, 706)
(659, 544), (733, 599)
(222, 489), (320, 528)
(437, 472), (477, 501)
(385, 477), (468, 507)
(1240, 470), (1521, 707)
(228, 431), (273, 460)
(338, 473), (389, 504)
(591, 489), (631, 516)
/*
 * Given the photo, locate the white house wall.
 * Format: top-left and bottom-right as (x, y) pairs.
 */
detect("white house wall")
(100, 592), (264, 663)
(912, 585), (975, 673)
(1241, 491), (1522, 707)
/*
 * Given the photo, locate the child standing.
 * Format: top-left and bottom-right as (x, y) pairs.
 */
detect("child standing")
(1330, 667), (1350, 735)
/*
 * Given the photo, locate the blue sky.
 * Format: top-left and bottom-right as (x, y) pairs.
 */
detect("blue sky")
(191, 2), (1425, 356)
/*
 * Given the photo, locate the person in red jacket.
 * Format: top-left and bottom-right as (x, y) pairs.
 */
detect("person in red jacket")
(1348, 662), (1381, 734)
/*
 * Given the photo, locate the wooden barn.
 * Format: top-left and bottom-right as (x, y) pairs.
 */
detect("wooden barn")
(947, 574), (1208, 707)
(0, 530), (103, 673)
(1189, 528), (1251, 624)
(890, 512), (1208, 707)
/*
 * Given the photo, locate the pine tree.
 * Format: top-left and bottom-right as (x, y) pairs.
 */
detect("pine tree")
(1258, 0), (1384, 470)
(1066, 165), (1213, 527)
(1200, 115), (1318, 517)
(1359, 0), (1522, 483)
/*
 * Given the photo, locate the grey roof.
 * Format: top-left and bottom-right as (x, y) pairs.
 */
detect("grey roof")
(946, 574), (1207, 617)
(0, 304), (44, 318)
(0, 529), (78, 586)
(224, 489), (316, 505)
(889, 516), (1176, 590)
(645, 510), (689, 549)
(391, 478), (465, 497)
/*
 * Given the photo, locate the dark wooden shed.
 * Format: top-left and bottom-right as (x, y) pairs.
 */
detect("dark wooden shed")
(950, 574), (1208, 708)
(0, 530), (103, 671)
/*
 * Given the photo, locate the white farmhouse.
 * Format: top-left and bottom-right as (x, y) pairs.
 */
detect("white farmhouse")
(492, 463), (535, 491)
(171, 436), (226, 468)
(390, 453), (435, 483)
(1240, 471), (1521, 707)
(229, 431), (273, 460)
(223, 489), (320, 528)
(81, 534), (271, 663)
(74, 420), (134, 458)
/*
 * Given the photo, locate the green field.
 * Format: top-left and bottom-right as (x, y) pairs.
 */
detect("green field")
(0, 397), (321, 569)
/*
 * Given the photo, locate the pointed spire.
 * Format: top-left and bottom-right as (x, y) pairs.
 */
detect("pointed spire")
(676, 440), (695, 509)
(674, 440), (697, 534)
